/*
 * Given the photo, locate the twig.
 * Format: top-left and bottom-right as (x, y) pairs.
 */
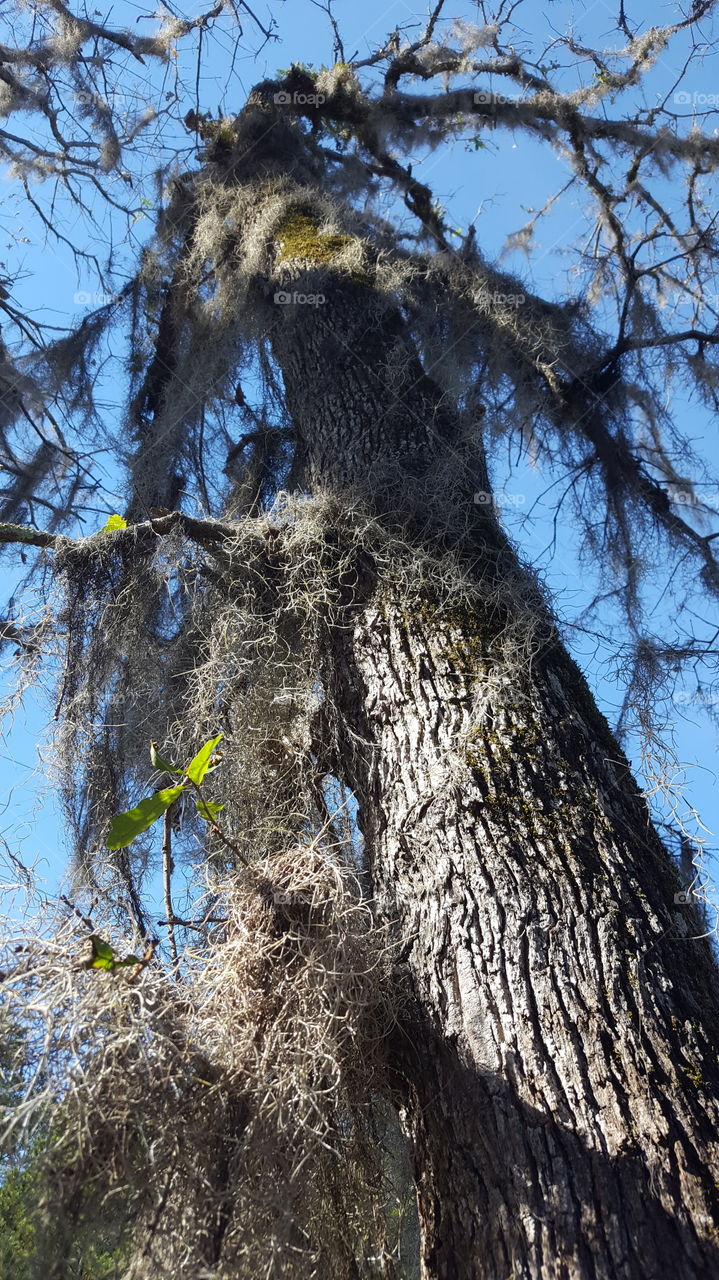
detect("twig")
(162, 808), (179, 975)
(59, 893), (97, 932)
(193, 779), (251, 868)
(157, 914), (228, 931)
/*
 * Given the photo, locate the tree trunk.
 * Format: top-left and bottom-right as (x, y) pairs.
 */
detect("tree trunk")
(235, 110), (719, 1278)
(331, 607), (719, 1280)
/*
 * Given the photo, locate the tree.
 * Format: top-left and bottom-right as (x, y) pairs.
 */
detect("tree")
(1, 3), (719, 1278)
(0, 1016), (129, 1279)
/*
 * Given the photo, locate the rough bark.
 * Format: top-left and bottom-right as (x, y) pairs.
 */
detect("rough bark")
(262, 186), (719, 1278)
(335, 608), (719, 1280)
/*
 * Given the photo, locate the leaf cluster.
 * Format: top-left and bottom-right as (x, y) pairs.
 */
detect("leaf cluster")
(106, 735), (224, 850)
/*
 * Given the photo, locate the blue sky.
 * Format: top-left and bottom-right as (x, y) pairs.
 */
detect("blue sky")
(1, 0), (718, 924)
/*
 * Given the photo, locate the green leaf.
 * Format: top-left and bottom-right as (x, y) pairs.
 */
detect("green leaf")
(195, 798), (225, 822)
(184, 734), (223, 786)
(150, 741), (182, 773)
(86, 936), (142, 972)
(88, 936), (116, 970)
(106, 786), (186, 849)
(100, 514), (127, 533)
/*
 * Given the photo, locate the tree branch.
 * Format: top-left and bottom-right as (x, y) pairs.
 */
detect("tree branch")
(0, 511), (241, 552)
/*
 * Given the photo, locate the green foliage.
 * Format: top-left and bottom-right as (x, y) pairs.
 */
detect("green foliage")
(0, 1019), (28, 1114)
(98, 514), (127, 533)
(0, 1023), (128, 1278)
(184, 733), (223, 786)
(194, 797), (224, 822)
(0, 1148), (129, 1279)
(277, 61), (318, 77)
(106, 736), (224, 847)
(84, 936), (141, 972)
(0, 1157), (39, 1280)
(106, 785), (186, 850)
(131, 196), (153, 224)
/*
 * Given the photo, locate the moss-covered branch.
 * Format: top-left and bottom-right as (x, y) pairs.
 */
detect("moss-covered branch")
(0, 512), (240, 553)
(0, 521), (58, 549)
